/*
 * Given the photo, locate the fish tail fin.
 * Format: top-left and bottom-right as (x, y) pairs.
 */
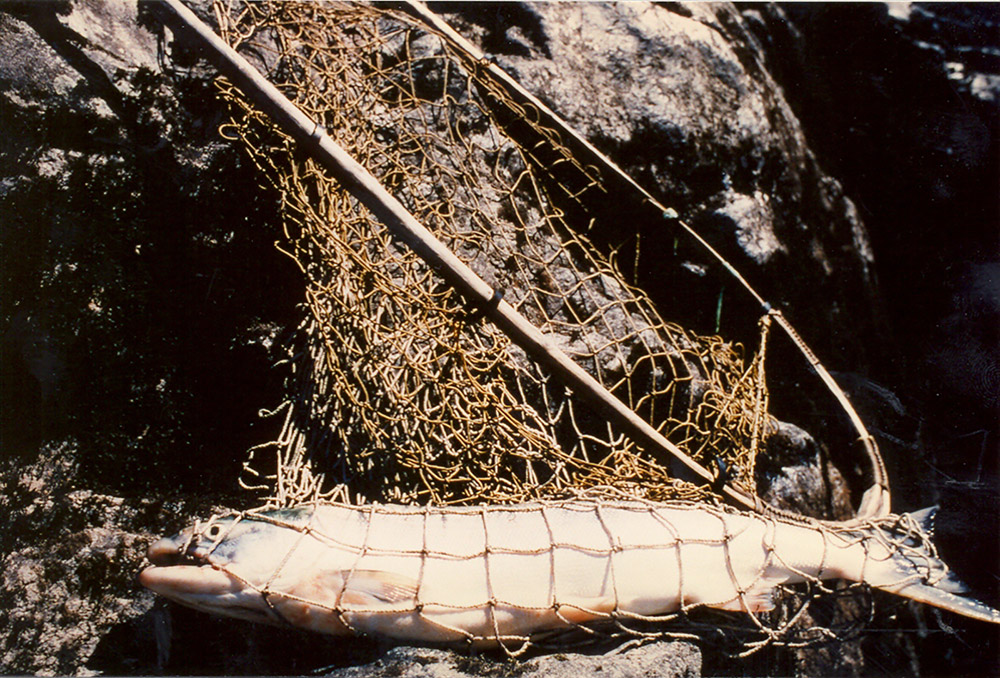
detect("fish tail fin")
(865, 507), (1000, 625)
(883, 572), (1000, 624)
(906, 506), (938, 536)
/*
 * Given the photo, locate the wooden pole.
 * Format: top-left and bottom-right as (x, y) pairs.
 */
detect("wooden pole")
(156, 0), (769, 512)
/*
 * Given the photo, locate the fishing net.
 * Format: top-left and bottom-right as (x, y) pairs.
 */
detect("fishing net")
(212, 0), (770, 509)
(176, 0), (912, 656)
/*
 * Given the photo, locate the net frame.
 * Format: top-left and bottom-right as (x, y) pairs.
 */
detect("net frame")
(202, 0), (791, 510)
(149, 0), (918, 655)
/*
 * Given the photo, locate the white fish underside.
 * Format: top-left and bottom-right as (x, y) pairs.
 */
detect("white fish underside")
(139, 500), (1000, 645)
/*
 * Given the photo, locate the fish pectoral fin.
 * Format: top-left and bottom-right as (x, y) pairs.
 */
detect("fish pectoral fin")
(339, 569), (419, 607)
(717, 575), (787, 613)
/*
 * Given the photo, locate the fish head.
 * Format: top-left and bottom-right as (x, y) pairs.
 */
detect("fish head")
(139, 508), (313, 626)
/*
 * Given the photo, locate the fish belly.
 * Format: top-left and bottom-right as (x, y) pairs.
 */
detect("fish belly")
(312, 502), (794, 641)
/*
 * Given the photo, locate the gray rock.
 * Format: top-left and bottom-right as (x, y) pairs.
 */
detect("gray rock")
(758, 420), (853, 520)
(744, 2), (1000, 484)
(0, 442), (156, 675)
(447, 2), (884, 366)
(323, 642), (700, 678)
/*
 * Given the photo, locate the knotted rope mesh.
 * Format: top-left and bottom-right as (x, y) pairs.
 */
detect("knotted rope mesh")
(186, 496), (947, 658)
(146, 0), (954, 656)
(213, 0), (768, 509)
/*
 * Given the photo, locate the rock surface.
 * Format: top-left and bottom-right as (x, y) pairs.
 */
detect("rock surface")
(1, 0), (294, 673)
(744, 0), (1000, 503)
(450, 2), (886, 367)
(321, 643), (700, 678)
(0, 1), (997, 676)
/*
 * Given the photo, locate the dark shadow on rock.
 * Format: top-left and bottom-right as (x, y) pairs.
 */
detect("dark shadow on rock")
(88, 602), (388, 676)
(434, 2), (550, 59)
(86, 605), (165, 676)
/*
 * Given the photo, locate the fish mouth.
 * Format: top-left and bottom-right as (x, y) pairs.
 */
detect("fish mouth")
(139, 564), (275, 625)
(139, 535), (274, 624)
(146, 535), (192, 567)
(139, 534), (238, 596)
(138, 564), (242, 597)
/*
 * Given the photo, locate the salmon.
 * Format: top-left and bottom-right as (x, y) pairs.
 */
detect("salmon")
(139, 500), (1000, 646)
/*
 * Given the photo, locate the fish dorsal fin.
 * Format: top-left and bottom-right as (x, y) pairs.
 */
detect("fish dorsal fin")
(340, 569), (419, 607)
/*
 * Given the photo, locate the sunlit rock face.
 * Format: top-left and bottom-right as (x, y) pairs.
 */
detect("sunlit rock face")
(454, 2), (885, 370)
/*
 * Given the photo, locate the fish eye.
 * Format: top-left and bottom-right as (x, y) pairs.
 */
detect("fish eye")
(205, 524), (223, 540)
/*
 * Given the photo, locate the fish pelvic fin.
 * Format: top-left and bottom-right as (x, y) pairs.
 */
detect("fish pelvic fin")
(554, 597), (615, 625)
(715, 574), (787, 613)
